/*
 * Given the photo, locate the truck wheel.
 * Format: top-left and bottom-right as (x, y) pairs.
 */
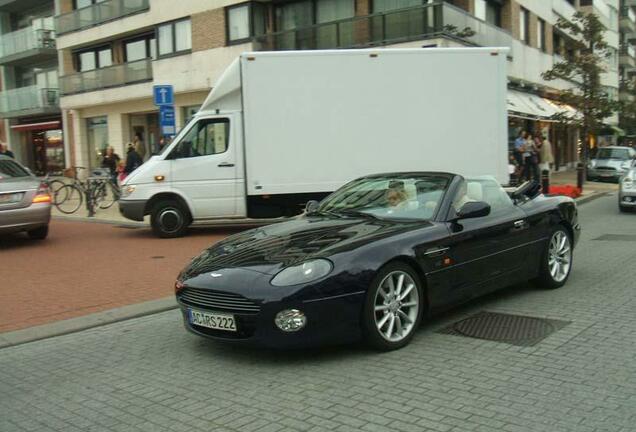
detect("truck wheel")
(151, 200), (189, 238)
(27, 225), (49, 240)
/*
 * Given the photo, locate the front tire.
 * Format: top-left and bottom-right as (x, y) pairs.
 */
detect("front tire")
(363, 262), (424, 351)
(151, 200), (190, 238)
(27, 225), (49, 240)
(535, 226), (572, 289)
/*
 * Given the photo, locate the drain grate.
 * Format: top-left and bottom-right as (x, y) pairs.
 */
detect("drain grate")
(438, 311), (570, 347)
(593, 234), (636, 241)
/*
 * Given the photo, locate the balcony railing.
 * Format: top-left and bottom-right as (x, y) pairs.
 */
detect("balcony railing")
(59, 58), (152, 95)
(620, 44), (636, 59)
(55, 0), (149, 35)
(620, 7), (636, 31)
(0, 86), (59, 116)
(0, 27), (56, 60)
(253, 2), (512, 54)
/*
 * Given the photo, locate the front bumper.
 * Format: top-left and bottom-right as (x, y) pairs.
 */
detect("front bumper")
(0, 203), (50, 234)
(619, 190), (636, 207)
(118, 199), (146, 221)
(177, 290), (366, 349)
(587, 168), (626, 181)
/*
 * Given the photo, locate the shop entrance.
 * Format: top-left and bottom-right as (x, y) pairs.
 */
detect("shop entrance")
(31, 129), (64, 175)
(129, 112), (159, 161)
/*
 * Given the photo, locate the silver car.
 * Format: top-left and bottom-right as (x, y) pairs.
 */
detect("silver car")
(619, 167), (636, 213)
(587, 146), (636, 182)
(0, 155), (51, 239)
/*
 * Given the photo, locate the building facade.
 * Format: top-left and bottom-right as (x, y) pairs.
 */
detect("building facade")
(51, 0), (621, 173)
(0, 0), (62, 174)
(619, 0), (636, 141)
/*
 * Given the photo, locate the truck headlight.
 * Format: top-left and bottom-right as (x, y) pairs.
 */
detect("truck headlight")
(121, 185), (136, 197)
(270, 259), (333, 286)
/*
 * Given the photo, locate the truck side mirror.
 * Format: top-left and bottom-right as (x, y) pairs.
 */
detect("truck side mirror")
(305, 200), (319, 214)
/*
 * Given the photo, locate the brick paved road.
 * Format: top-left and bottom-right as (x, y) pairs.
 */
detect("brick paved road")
(1, 193), (635, 432)
(0, 220), (237, 332)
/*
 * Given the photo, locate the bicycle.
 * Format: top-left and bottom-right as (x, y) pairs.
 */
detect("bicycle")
(55, 167), (121, 215)
(40, 173), (67, 206)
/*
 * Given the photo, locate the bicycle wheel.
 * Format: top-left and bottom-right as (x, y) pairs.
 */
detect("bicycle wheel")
(49, 180), (67, 205)
(97, 181), (118, 209)
(55, 184), (83, 214)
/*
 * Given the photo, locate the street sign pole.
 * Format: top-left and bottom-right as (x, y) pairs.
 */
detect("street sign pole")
(153, 85), (176, 141)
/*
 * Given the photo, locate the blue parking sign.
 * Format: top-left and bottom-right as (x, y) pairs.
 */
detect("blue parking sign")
(153, 85), (174, 106)
(159, 105), (176, 136)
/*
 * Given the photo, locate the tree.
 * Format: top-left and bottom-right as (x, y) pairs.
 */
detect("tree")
(541, 11), (618, 173)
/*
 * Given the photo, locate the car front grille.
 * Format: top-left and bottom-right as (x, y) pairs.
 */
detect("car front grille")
(178, 287), (260, 314)
(596, 166), (616, 171)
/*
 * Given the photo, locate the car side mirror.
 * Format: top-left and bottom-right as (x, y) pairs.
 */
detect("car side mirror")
(457, 201), (490, 219)
(305, 200), (319, 214)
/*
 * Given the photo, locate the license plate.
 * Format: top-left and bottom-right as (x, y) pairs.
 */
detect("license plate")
(0, 193), (23, 204)
(601, 173), (612, 177)
(188, 308), (237, 332)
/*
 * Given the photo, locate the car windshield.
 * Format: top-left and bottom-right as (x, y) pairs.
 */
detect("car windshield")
(0, 160), (30, 180)
(596, 148), (631, 160)
(317, 174), (450, 221)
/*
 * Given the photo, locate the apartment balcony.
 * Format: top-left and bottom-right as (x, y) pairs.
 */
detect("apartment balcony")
(0, 86), (60, 119)
(620, 80), (635, 102)
(55, 0), (149, 35)
(621, 7), (636, 33)
(620, 44), (636, 68)
(0, 27), (56, 66)
(253, 2), (513, 55)
(579, 0), (611, 31)
(59, 58), (152, 96)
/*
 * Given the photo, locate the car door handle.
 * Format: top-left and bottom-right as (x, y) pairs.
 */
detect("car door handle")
(513, 220), (526, 230)
(218, 162), (234, 167)
(424, 247), (449, 257)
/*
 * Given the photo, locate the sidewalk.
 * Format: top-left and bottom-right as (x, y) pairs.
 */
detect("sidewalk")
(550, 168), (617, 202)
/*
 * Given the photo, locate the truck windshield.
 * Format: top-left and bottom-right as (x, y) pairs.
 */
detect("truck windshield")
(317, 174), (450, 221)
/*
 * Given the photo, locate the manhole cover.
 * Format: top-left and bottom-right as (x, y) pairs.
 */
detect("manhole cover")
(593, 234), (636, 241)
(438, 311), (570, 346)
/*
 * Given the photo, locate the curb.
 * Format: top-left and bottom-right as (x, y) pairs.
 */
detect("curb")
(0, 297), (178, 349)
(575, 191), (611, 205)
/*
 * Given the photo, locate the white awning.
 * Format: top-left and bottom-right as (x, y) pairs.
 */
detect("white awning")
(507, 90), (579, 121)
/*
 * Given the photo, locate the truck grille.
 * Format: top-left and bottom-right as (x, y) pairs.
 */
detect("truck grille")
(178, 287), (260, 314)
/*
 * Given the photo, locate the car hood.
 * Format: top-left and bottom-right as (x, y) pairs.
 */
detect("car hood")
(179, 215), (432, 280)
(592, 158), (628, 169)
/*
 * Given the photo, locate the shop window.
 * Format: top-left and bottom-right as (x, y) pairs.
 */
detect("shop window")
(76, 46), (112, 72)
(227, 2), (267, 44)
(124, 34), (156, 62)
(87, 116), (109, 170)
(157, 18), (191, 57)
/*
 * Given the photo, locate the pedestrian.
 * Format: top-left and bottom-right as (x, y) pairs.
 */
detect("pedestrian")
(513, 130), (526, 168)
(538, 135), (554, 174)
(523, 133), (539, 181)
(101, 146), (120, 184)
(132, 133), (146, 161)
(124, 143), (143, 176)
(0, 142), (14, 159)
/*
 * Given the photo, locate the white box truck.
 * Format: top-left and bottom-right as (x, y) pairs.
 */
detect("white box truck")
(119, 48), (509, 237)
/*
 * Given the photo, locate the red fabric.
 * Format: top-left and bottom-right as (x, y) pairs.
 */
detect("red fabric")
(548, 185), (582, 198)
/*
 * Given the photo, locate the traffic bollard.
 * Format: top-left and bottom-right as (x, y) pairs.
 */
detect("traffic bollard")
(541, 170), (550, 194)
(576, 162), (584, 191)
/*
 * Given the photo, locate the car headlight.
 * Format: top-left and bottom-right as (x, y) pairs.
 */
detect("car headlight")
(623, 178), (634, 190)
(587, 160), (595, 169)
(121, 185), (136, 197)
(270, 259), (333, 286)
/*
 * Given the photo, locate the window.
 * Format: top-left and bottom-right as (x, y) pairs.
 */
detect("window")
(87, 116), (108, 170)
(519, 8), (529, 44)
(475, 0), (501, 27)
(169, 118), (229, 159)
(316, 0), (354, 24)
(538, 18), (546, 52)
(74, 0), (107, 9)
(157, 19), (191, 57)
(553, 30), (563, 56)
(372, 0), (421, 13)
(182, 105), (201, 126)
(76, 46), (112, 72)
(124, 34), (156, 62)
(227, 2), (267, 44)
(452, 178), (514, 215)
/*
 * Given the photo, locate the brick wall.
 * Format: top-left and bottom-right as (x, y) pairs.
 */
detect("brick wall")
(546, 23), (554, 54)
(192, 8), (225, 51)
(502, 1), (521, 41)
(59, 0), (73, 14)
(528, 12), (538, 49)
(355, 0), (370, 16)
(61, 49), (74, 75)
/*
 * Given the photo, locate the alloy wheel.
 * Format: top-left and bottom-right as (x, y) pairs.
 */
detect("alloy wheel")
(373, 270), (420, 342)
(548, 230), (571, 283)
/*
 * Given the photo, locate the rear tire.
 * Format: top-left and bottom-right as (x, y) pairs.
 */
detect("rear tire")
(534, 225), (572, 289)
(362, 262), (424, 351)
(151, 200), (190, 238)
(27, 225), (48, 240)
(55, 184), (83, 214)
